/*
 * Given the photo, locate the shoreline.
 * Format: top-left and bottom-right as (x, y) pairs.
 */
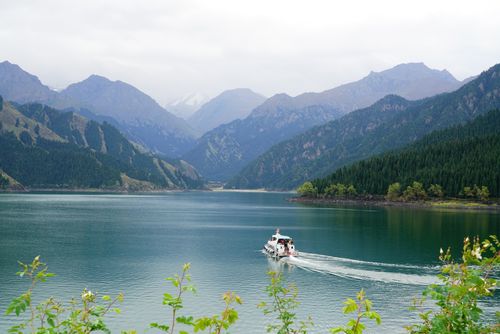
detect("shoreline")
(0, 188), (291, 195)
(1, 189), (498, 213)
(0, 187), (198, 194)
(289, 196), (500, 212)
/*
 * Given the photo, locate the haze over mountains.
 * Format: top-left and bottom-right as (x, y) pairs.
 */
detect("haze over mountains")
(183, 63), (468, 181)
(0, 61), (196, 157)
(166, 92), (209, 120)
(227, 63), (500, 190)
(188, 88), (266, 134)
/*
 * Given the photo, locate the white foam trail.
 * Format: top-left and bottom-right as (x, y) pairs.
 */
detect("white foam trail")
(298, 252), (438, 270)
(262, 250), (439, 285)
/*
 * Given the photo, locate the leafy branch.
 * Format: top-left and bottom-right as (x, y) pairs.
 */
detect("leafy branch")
(330, 289), (381, 334)
(5, 256), (123, 334)
(258, 271), (312, 334)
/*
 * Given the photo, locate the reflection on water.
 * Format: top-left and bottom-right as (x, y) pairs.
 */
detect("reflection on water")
(0, 192), (498, 333)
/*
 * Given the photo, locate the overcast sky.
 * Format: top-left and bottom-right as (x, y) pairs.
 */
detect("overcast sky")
(1, 0), (499, 105)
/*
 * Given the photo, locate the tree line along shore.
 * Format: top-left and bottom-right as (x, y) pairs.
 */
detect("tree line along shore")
(294, 181), (499, 211)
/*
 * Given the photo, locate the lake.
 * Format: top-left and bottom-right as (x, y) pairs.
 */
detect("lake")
(0, 191), (499, 333)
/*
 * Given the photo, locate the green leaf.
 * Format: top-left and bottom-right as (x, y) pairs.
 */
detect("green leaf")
(150, 322), (170, 332)
(176, 316), (195, 326)
(47, 317), (55, 327)
(342, 298), (358, 314)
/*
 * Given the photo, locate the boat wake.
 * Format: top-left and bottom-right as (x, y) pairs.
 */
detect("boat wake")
(265, 251), (439, 285)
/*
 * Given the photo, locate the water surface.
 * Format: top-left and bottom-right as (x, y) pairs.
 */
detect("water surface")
(0, 192), (498, 333)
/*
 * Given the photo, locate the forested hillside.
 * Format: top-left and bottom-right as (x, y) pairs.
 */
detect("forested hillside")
(312, 109), (500, 197)
(0, 99), (205, 190)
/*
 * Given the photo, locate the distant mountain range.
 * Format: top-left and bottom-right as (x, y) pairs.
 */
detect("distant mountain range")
(184, 63), (468, 181)
(0, 97), (204, 190)
(1, 60), (487, 190)
(265, 62), (464, 114)
(226, 63), (500, 190)
(188, 88), (266, 134)
(0, 61), (196, 157)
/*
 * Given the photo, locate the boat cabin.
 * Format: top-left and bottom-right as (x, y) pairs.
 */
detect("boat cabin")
(271, 232), (294, 246)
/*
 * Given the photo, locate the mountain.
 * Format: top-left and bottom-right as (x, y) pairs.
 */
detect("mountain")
(57, 75), (196, 157)
(0, 61), (197, 157)
(0, 98), (204, 190)
(226, 63), (500, 190)
(0, 61), (57, 104)
(184, 63), (465, 181)
(311, 109), (500, 197)
(166, 92), (210, 119)
(188, 88), (266, 134)
(280, 62), (463, 114)
(183, 96), (342, 181)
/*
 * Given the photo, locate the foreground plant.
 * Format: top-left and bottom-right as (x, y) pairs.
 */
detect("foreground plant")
(258, 271), (312, 334)
(330, 289), (381, 334)
(193, 291), (242, 334)
(5, 256), (123, 334)
(151, 263), (242, 334)
(407, 235), (500, 333)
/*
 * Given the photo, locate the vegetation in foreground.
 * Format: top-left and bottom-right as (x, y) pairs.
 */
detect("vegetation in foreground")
(4, 236), (499, 333)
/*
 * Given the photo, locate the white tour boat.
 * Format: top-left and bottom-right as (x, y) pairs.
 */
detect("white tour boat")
(264, 229), (298, 258)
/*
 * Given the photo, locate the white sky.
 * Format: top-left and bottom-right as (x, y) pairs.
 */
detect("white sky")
(0, 0), (499, 105)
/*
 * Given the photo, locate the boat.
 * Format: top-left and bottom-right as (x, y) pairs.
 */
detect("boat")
(264, 229), (298, 258)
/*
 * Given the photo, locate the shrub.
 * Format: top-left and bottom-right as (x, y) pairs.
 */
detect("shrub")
(461, 185), (490, 201)
(297, 182), (318, 198)
(476, 185), (490, 201)
(462, 186), (474, 198)
(407, 236), (500, 333)
(324, 183), (357, 198)
(427, 184), (444, 198)
(346, 184), (357, 197)
(402, 181), (427, 201)
(386, 182), (402, 201)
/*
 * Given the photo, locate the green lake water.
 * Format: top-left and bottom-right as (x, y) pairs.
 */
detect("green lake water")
(0, 192), (498, 333)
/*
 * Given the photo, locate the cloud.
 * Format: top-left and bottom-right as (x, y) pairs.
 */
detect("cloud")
(0, 0), (499, 104)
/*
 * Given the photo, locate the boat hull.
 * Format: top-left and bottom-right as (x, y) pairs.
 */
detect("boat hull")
(264, 244), (298, 258)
